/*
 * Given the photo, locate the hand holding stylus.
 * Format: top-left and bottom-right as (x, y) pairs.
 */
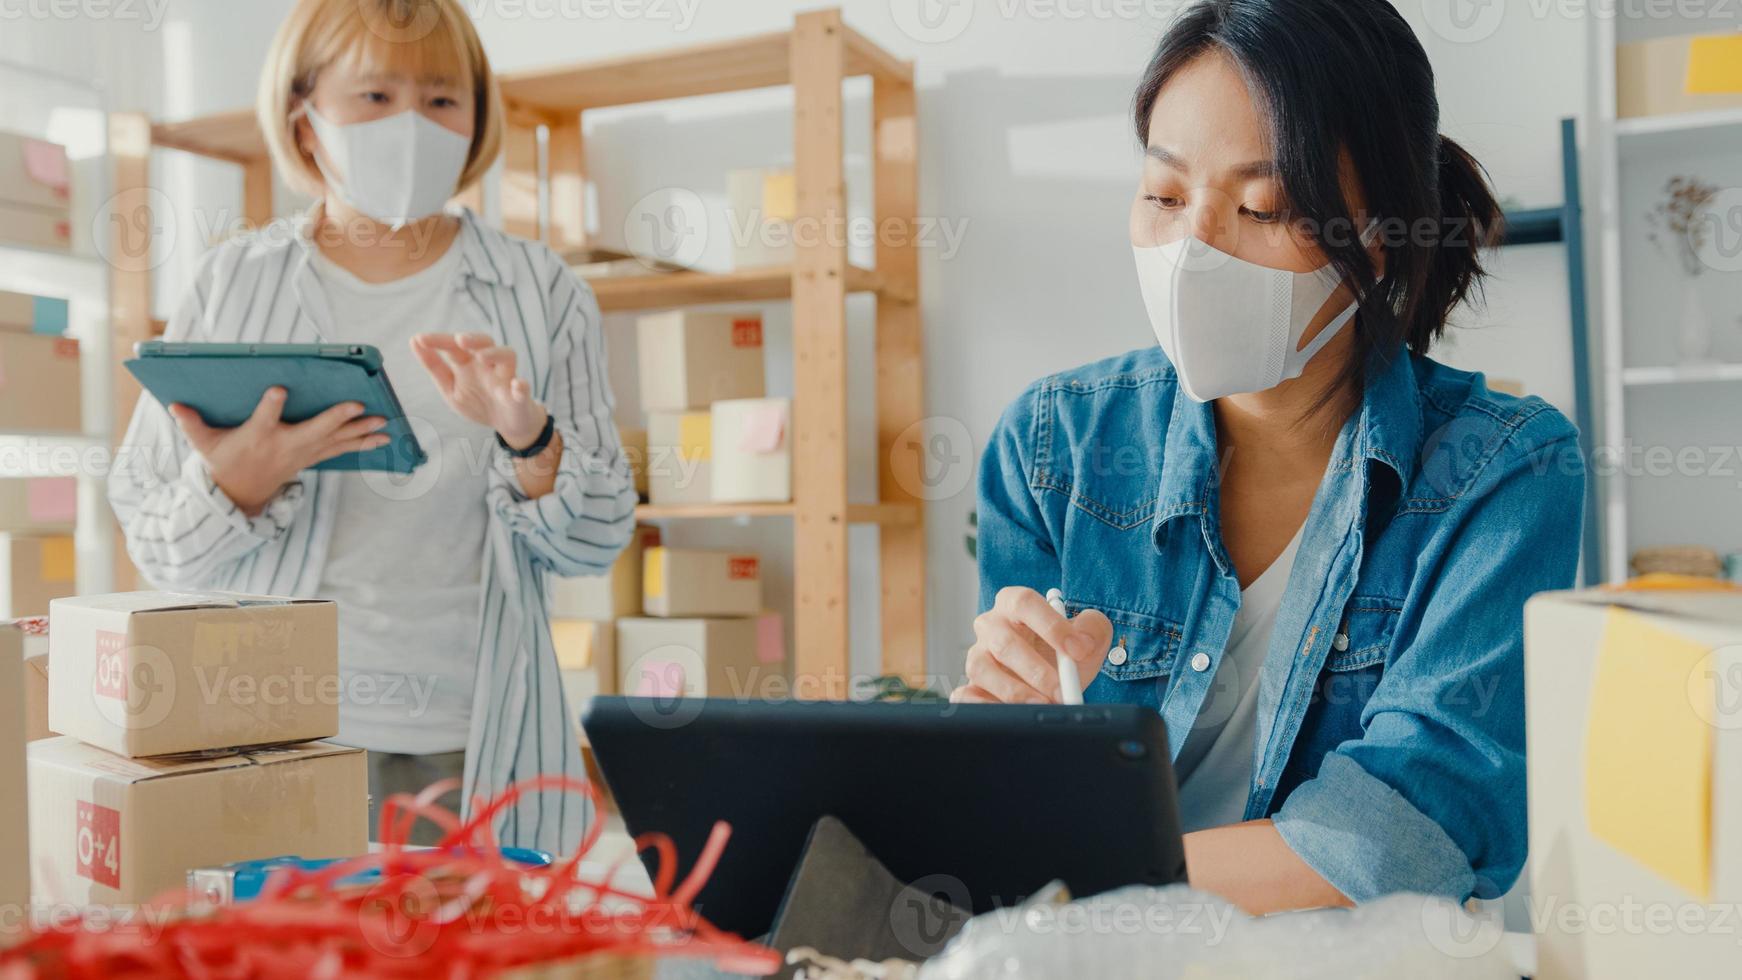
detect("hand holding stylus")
(954, 586), (1112, 705)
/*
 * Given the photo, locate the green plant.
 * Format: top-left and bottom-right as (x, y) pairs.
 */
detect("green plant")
(859, 675), (947, 703)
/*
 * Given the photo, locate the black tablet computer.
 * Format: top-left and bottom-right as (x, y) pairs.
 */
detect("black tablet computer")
(580, 697), (1187, 938)
(124, 341), (426, 473)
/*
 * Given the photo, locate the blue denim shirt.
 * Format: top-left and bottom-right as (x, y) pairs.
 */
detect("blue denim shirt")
(977, 344), (1584, 902)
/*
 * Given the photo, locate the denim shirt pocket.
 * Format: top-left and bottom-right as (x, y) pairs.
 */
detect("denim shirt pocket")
(1065, 599), (1183, 717)
(1327, 596), (1402, 672)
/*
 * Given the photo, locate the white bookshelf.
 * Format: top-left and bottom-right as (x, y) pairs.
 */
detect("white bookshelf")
(1589, 23), (1742, 582)
(0, 59), (116, 599)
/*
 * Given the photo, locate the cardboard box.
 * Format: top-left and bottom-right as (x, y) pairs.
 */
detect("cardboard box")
(616, 614), (787, 699)
(0, 477), (77, 533)
(0, 201), (71, 252)
(0, 534), (75, 619)
(636, 311), (766, 412)
(711, 398), (790, 504)
(1, 623), (28, 922)
(553, 619), (617, 714)
(642, 547), (762, 618)
(27, 737), (366, 905)
(1618, 33), (1742, 119)
(1526, 580), (1742, 979)
(646, 411), (714, 507)
(21, 636), (48, 742)
(726, 168), (796, 269)
(0, 334), (81, 434)
(620, 426), (649, 499)
(550, 525), (660, 620)
(0, 132), (72, 213)
(49, 592), (340, 758)
(0, 289), (69, 335)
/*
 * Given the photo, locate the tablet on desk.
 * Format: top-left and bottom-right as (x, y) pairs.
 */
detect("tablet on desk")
(125, 342), (426, 473)
(581, 697), (1187, 939)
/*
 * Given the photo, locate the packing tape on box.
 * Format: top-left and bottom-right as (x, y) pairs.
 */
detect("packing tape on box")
(678, 413), (711, 461)
(40, 537), (73, 582)
(1585, 606), (1715, 898)
(644, 547), (666, 599)
(1688, 35), (1742, 94)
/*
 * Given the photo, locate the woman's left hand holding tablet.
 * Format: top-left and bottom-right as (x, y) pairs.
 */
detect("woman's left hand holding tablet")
(954, 587), (1113, 704)
(411, 332), (550, 450)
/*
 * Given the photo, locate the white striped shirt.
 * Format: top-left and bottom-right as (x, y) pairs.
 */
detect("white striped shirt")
(107, 207), (638, 854)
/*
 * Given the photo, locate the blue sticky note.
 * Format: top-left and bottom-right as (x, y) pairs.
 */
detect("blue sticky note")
(31, 296), (67, 336)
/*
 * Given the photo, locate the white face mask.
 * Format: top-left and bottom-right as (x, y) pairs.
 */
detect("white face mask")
(1132, 228), (1371, 403)
(302, 105), (470, 229)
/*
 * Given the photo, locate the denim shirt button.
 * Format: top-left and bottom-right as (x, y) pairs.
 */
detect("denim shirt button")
(1190, 652), (1211, 672)
(1107, 645), (1129, 666)
(1333, 632), (1351, 652)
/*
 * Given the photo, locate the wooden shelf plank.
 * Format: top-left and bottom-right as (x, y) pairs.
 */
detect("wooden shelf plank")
(632, 501), (918, 525)
(501, 21), (905, 114)
(586, 264), (889, 312)
(151, 109), (266, 163)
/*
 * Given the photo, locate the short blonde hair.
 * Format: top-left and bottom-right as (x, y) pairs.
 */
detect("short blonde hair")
(258, 0), (504, 199)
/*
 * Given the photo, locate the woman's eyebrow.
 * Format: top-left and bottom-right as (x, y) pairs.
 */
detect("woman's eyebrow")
(1145, 144), (1278, 180)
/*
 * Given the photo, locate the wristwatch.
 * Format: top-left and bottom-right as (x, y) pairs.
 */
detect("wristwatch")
(497, 412), (555, 458)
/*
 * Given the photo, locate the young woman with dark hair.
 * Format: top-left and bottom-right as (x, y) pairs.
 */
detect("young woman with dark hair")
(963, 0), (1584, 913)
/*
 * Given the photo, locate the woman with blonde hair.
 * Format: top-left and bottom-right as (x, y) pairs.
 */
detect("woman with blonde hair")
(108, 0), (635, 852)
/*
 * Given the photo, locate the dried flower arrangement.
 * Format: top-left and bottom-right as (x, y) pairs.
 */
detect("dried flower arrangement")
(1647, 176), (1719, 277)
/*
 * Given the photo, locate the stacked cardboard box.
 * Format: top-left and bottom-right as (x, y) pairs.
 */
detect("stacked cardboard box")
(0, 131), (73, 252)
(27, 592), (367, 905)
(0, 534), (76, 619)
(617, 546), (787, 699)
(1, 622), (29, 930)
(639, 311), (789, 506)
(549, 525), (661, 719)
(0, 289), (79, 436)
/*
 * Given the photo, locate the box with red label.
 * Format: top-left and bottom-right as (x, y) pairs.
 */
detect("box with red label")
(1, 622), (29, 923)
(0, 477), (77, 533)
(636, 310), (766, 412)
(642, 547), (762, 618)
(48, 591), (340, 758)
(26, 736), (366, 906)
(0, 132), (73, 213)
(550, 524), (660, 620)
(0, 201), (72, 253)
(646, 410), (714, 507)
(616, 613), (787, 699)
(0, 333), (80, 434)
(710, 397), (791, 504)
(0, 534), (75, 619)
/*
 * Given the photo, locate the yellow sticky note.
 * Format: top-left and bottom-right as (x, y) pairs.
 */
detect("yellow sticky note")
(1687, 35), (1742, 94)
(551, 619), (597, 671)
(644, 547), (667, 600)
(678, 412), (712, 462)
(38, 536), (73, 583)
(761, 171), (797, 223)
(1585, 607), (1714, 898)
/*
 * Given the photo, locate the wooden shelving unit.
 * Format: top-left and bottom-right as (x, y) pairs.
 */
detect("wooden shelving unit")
(109, 9), (927, 695)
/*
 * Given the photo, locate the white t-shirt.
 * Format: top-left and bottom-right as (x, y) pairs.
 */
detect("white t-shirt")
(308, 241), (492, 754)
(1173, 523), (1305, 833)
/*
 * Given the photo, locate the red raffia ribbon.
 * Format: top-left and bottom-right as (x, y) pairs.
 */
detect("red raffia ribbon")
(0, 774), (780, 978)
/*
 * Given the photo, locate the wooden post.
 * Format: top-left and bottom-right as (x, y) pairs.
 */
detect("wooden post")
(873, 74), (927, 687)
(109, 113), (155, 592)
(547, 116), (586, 258)
(502, 118), (540, 241)
(790, 10), (850, 700)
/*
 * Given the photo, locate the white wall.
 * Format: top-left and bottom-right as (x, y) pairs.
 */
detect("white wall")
(30, 0), (1593, 683)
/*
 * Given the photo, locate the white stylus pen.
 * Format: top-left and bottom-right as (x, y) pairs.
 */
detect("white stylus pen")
(1045, 588), (1085, 705)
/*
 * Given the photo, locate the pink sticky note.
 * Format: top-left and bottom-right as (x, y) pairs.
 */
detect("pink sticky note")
(634, 659), (685, 698)
(738, 403), (787, 454)
(756, 613), (784, 665)
(21, 139), (70, 195)
(27, 477), (76, 523)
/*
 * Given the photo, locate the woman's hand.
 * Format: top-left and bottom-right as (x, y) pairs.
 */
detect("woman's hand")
(953, 586), (1114, 704)
(410, 332), (548, 450)
(168, 388), (388, 516)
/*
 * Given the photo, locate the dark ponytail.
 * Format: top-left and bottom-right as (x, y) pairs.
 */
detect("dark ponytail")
(1133, 0), (1504, 403)
(1415, 135), (1505, 346)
